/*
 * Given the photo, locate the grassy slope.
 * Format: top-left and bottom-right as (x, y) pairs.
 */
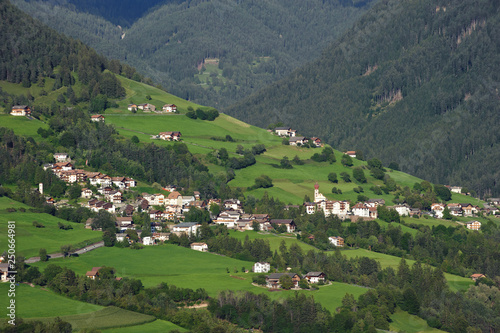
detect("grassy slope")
(390, 309), (445, 333)
(0, 197), (101, 258)
(341, 248), (473, 292)
(0, 283), (102, 318)
(31, 245), (368, 313)
(102, 319), (187, 333)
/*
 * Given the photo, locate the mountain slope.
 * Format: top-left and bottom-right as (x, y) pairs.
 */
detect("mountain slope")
(224, 0), (500, 197)
(11, 0), (376, 107)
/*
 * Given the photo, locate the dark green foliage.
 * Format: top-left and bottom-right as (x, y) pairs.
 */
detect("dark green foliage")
(328, 172), (338, 183)
(353, 167), (367, 183)
(340, 172), (351, 182)
(341, 154), (353, 167)
(250, 175), (273, 190)
(401, 287), (420, 315)
(311, 147), (336, 163)
(331, 187), (342, 194)
(184, 206), (211, 223)
(131, 135), (139, 143)
(434, 184), (452, 201)
(186, 110), (197, 119)
(224, 0), (500, 197)
(39, 248), (48, 262)
(279, 156), (293, 169)
(292, 155), (304, 165)
(377, 206), (400, 223)
(16, 0), (375, 108)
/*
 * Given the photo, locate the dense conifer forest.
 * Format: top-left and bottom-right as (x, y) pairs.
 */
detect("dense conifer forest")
(11, 0), (376, 107)
(225, 0), (500, 197)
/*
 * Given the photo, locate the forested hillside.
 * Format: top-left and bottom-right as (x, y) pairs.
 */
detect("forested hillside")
(11, 0), (375, 107)
(225, 0), (500, 197)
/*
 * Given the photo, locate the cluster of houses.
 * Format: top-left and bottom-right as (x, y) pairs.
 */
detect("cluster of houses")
(273, 126), (322, 147)
(42, 153), (136, 211)
(127, 103), (177, 113)
(251, 262), (327, 289)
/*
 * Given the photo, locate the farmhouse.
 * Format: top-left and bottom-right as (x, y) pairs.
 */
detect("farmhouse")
(85, 267), (102, 280)
(91, 114), (105, 122)
(470, 274), (486, 281)
(310, 137), (322, 147)
(431, 203), (445, 218)
(274, 127), (292, 137)
(270, 219), (296, 233)
(289, 136), (308, 146)
(53, 153), (69, 162)
(138, 103), (156, 112)
(10, 105), (31, 116)
(253, 262), (271, 273)
(266, 273), (300, 289)
(465, 220), (481, 230)
(162, 104), (177, 112)
(0, 263), (9, 282)
(159, 131), (182, 141)
(127, 104), (138, 111)
(345, 151), (356, 158)
(329, 236), (344, 247)
(305, 272), (326, 284)
(191, 242), (208, 252)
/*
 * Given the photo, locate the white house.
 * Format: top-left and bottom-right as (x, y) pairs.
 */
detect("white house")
(274, 127), (292, 136)
(305, 272), (326, 284)
(392, 204), (410, 216)
(91, 114), (105, 122)
(466, 220), (481, 230)
(190, 242), (208, 252)
(329, 236), (344, 247)
(142, 236), (154, 245)
(253, 262), (271, 273)
(214, 211), (240, 228)
(10, 105), (31, 116)
(53, 153), (69, 162)
(431, 203), (445, 218)
(172, 222), (200, 236)
(162, 104), (177, 112)
(81, 188), (93, 199)
(0, 263), (9, 282)
(289, 136), (308, 146)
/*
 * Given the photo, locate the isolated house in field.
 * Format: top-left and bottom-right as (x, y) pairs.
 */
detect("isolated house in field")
(305, 272), (326, 284)
(91, 114), (105, 122)
(345, 151), (357, 158)
(190, 242), (208, 252)
(162, 104), (177, 112)
(265, 273), (300, 289)
(127, 104), (138, 111)
(470, 273), (486, 281)
(329, 236), (344, 247)
(159, 131), (182, 141)
(253, 262), (271, 273)
(10, 105), (31, 116)
(85, 267), (102, 280)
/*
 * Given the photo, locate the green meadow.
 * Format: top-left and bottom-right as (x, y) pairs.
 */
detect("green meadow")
(227, 230), (317, 252)
(0, 114), (48, 139)
(0, 283), (102, 318)
(102, 319), (187, 333)
(31, 244), (368, 312)
(341, 248), (473, 292)
(390, 309), (445, 333)
(0, 198), (100, 258)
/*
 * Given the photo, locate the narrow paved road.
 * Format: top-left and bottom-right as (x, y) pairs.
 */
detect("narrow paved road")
(25, 241), (104, 263)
